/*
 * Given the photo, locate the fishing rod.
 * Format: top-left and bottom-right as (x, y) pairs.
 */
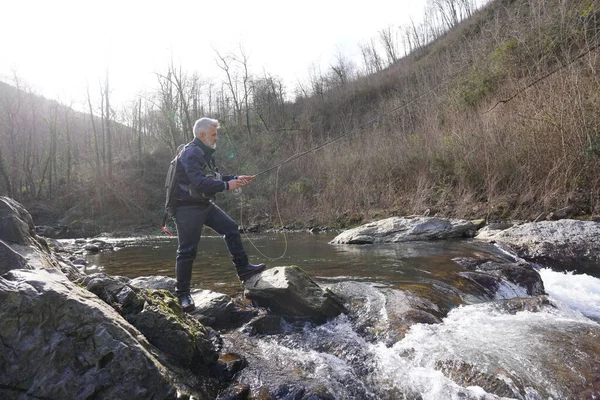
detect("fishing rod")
(253, 66), (468, 178)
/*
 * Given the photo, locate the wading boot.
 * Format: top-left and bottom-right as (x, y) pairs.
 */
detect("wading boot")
(234, 255), (266, 281)
(225, 233), (267, 281)
(176, 281), (195, 312)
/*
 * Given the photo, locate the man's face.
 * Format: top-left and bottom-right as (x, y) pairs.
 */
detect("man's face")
(200, 125), (218, 149)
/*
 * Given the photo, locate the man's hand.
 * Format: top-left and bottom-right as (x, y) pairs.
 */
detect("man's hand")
(228, 179), (243, 190)
(237, 175), (255, 184)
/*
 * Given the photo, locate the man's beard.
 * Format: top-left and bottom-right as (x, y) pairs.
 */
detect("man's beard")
(209, 142), (217, 149)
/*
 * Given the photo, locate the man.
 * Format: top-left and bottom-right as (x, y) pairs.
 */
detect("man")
(173, 117), (265, 312)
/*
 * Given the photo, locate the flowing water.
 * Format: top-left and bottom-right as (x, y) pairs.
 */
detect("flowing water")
(78, 232), (600, 399)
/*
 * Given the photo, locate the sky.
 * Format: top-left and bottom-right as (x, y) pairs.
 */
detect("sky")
(0, 0), (425, 109)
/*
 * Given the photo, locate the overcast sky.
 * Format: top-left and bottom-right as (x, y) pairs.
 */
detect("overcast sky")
(1, 0), (425, 108)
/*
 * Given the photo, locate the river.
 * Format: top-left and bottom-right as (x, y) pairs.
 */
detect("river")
(78, 232), (600, 399)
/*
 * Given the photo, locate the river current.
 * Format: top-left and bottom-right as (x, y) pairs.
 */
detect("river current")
(77, 232), (600, 399)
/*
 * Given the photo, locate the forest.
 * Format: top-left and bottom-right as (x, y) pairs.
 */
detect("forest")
(0, 0), (598, 236)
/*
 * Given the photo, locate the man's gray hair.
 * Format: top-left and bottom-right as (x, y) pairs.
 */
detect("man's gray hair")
(193, 117), (220, 138)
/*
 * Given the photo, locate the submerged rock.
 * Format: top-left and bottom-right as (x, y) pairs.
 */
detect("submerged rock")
(330, 216), (484, 244)
(457, 259), (545, 299)
(243, 266), (346, 320)
(475, 219), (600, 274)
(328, 281), (442, 344)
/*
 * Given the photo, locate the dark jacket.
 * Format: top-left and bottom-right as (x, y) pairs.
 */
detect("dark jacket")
(175, 138), (235, 204)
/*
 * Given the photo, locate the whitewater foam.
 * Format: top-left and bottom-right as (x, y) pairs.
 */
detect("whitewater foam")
(539, 268), (600, 321)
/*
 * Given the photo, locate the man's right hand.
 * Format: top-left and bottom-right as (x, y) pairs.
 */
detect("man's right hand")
(228, 179), (243, 190)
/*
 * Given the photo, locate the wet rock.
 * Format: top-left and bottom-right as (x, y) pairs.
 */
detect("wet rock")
(217, 383), (250, 400)
(328, 281), (441, 344)
(35, 225), (57, 238)
(79, 273), (218, 370)
(492, 295), (555, 314)
(0, 268), (177, 400)
(243, 266), (346, 320)
(130, 275), (177, 292)
(129, 291), (217, 370)
(435, 315), (600, 399)
(475, 219), (600, 274)
(459, 260), (545, 298)
(85, 243), (101, 253)
(436, 360), (523, 398)
(189, 289), (237, 327)
(243, 314), (284, 335)
(72, 258), (87, 266)
(216, 353), (248, 383)
(330, 216), (482, 244)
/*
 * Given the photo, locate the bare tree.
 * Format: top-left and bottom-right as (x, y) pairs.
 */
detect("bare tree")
(379, 26), (400, 65)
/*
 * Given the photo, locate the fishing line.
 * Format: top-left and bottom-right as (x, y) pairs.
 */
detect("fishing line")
(253, 66), (468, 178)
(238, 164), (288, 261)
(236, 67), (468, 260)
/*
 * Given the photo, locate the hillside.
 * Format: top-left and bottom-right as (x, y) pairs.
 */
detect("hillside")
(271, 0), (600, 226)
(1, 0), (599, 235)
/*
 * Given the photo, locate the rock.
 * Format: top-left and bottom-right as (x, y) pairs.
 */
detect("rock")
(243, 266), (346, 320)
(0, 239), (31, 275)
(130, 275), (177, 292)
(458, 260), (545, 299)
(434, 305), (600, 399)
(0, 268), (177, 400)
(328, 281), (441, 344)
(128, 291), (217, 371)
(79, 273), (218, 371)
(72, 258), (87, 266)
(243, 314), (284, 335)
(189, 289), (237, 327)
(436, 360), (523, 398)
(217, 383), (250, 400)
(329, 216), (480, 244)
(35, 225), (57, 238)
(491, 295), (555, 314)
(0, 197), (37, 246)
(216, 353), (248, 384)
(84, 244), (101, 253)
(475, 219), (600, 273)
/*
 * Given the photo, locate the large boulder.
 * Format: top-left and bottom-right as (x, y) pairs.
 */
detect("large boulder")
(79, 273), (218, 372)
(330, 216), (483, 244)
(0, 197), (85, 282)
(0, 197), (214, 399)
(0, 196), (37, 246)
(243, 266), (346, 320)
(0, 268), (176, 400)
(475, 219), (600, 274)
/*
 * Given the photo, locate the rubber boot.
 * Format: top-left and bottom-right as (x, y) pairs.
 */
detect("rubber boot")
(176, 259), (195, 312)
(233, 254), (266, 281)
(176, 280), (195, 312)
(225, 233), (266, 281)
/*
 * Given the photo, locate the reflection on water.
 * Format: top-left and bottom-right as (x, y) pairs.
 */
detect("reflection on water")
(84, 232), (508, 297)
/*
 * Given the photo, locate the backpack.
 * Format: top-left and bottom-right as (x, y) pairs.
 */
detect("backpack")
(161, 143), (188, 235)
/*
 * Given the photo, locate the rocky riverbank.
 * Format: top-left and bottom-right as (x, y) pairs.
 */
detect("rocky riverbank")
(2, 197), (599, 399)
